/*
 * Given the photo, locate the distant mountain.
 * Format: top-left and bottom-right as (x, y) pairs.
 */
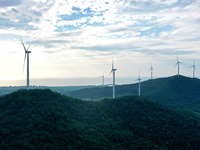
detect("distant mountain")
(0, 89), (200, 149)
(69, 75), (200, 115)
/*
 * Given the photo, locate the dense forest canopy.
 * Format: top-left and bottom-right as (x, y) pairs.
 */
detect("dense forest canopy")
(0, 89), (200, 149)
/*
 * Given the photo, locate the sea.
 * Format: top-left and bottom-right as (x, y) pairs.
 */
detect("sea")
(0, 77), (150, 87)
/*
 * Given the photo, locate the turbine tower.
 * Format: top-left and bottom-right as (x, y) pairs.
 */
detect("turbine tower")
(149, 62), (154, 79)
(175, 56), (182, 77)
(137, 70), (141, 96)
(190, 60), (196, 78)
(110, 60), (117, 99)
(20, 37), (31, 89)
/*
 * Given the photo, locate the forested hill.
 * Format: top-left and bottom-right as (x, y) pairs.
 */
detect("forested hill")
(69, 75), (200, 115)
(1, 89), (200, 149)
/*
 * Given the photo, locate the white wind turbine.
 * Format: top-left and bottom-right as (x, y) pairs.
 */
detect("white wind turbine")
(175, 56), (182, 77)
(109, 60), (117, 99)
(20, 37), (31, 89)
(149, 62), (154, 80)
(137, 70), (141, 96)
(189, 60), (196, 78)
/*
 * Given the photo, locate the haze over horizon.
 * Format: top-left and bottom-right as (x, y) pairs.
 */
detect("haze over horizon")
(0, 77), (148, 86)
(0, 0), (200, 86)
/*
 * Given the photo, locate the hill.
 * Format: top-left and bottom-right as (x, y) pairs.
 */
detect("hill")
(0, 89), (200, 149)
(69, 75), (200, 115)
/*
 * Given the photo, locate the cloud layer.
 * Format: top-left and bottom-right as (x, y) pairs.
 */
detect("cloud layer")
(0, 0), (200, 83)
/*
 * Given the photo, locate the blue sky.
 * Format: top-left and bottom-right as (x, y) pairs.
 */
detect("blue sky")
(0, 0), (200, 86)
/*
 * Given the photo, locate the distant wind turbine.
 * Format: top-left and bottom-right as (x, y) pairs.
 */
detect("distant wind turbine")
(175, 56), (182, 77)
(149, 62), (154, 79)
(20, 37), (31, 89)
(189, 60), (196, 78)
(137, 70), (141, 96)
(109, 60), (117, 99)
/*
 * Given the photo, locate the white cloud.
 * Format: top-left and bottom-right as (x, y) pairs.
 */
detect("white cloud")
(0, 0), (200, 85)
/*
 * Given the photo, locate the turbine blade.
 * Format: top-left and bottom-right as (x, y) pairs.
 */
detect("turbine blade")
(112, 60), (114, 69)
(23, 53), (27, 72)
(27, 45), (31, 51)
(176, 55), (178, 62)
(138, 69), (141, 78)
(109, 70), (113, 75)
(189, 65), (193, 68)
(174, 63), (178, 68)
(20, 36), (27, 51)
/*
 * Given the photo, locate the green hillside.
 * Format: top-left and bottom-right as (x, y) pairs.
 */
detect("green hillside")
(69, 75), (200, 115)
(0, 89), (200, 149)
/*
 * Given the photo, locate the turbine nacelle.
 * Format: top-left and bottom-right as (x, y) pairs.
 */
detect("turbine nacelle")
(189, 65), (196, 69)
(26, 51), (31, 53)
(109, 69), (117, 75)
(175, 61), (182, 67)
(137, 76), (141, 82)
(189, 60), (196, 68)
(149, 66), (154, 72)
(175, 56), (182, 66)
(112, 68), (117, 71)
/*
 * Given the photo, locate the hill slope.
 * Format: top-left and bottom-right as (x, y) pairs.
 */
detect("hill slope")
(69, 75), (200, 115)
(0, 89), (200, 149)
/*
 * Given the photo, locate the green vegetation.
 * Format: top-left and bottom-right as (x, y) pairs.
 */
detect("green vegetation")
(0, 89), (200, 149)
(69, 75), (200, 115)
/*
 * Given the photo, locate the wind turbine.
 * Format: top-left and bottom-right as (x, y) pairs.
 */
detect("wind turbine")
(109, 60), (117, 99)
(137, 70), (141, 96)
(20, 37), (31, 89)
(149, 62), (154, 79)
(175, 56), (182, 77)
(189, 60), (196, 78)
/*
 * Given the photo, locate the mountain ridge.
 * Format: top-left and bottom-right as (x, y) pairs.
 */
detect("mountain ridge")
(1, 89), (200, 149)
(69, 75), (200, 115)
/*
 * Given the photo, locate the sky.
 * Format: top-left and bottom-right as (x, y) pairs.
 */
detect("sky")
(0, 0), (200, 86)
